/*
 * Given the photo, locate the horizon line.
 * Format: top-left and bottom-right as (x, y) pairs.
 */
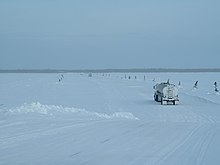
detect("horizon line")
(1, 68), (220, 73)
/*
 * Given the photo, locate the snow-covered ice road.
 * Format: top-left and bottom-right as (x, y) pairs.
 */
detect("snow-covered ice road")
(0, 73), (220, 165)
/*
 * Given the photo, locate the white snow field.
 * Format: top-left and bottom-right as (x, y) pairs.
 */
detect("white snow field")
(1, 72), (220, 165)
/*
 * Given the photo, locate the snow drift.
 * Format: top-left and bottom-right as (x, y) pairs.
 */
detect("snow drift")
(8, 102), (139, 120)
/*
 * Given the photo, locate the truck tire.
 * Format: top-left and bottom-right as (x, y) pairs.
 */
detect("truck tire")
(155, 95), (158, 102)
(173, 101), (176, 105)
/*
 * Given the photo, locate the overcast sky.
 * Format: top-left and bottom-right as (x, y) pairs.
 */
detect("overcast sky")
(0, 0), (219, 69)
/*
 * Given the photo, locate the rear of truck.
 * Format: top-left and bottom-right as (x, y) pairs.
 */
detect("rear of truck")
(161, 85), (179, 105)
(154, 83), (179, 105)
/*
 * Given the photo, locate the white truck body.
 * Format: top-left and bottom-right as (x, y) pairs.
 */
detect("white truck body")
(154, 82), (179, 105)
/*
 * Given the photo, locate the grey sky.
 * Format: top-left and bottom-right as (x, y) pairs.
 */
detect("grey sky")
(0, 0), (219, 69)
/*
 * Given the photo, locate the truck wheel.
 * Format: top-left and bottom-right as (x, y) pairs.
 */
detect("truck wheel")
(173, 101), (176, 105)
(161, 99), (163, 105)
(155, 95), (158, 102)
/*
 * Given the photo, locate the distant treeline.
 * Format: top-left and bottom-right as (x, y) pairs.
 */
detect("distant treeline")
(1, 68), (220, 73)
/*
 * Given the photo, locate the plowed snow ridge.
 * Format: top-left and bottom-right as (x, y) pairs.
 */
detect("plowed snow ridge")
(8, 102), (139, 120)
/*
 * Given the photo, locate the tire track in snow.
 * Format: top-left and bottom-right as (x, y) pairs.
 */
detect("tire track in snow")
(154, 97), (219, 165)
(190, 125), (217, 165)
(0, 122), (88, 149)
(155, 124), (218, 165)
(154, 125), (202, 165)
(155, 124), (202, 165)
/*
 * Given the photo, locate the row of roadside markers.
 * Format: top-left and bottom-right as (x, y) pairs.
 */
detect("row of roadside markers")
(97, 73), (146, 80)
(68, 73), (219, 93)
(192, 80), (219, 92)
(96, 73), (220, 93)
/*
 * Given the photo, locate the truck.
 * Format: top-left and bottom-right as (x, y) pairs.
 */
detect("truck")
(153, 81), (179, 105)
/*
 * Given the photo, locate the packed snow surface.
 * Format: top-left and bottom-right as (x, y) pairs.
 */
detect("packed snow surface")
(1, 72), (220, 165)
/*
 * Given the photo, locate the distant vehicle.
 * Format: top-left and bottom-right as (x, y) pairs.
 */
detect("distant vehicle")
(153, 82), (179, 105)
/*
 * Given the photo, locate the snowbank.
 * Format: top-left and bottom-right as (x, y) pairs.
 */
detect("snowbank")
(8, 102), (139, 120)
